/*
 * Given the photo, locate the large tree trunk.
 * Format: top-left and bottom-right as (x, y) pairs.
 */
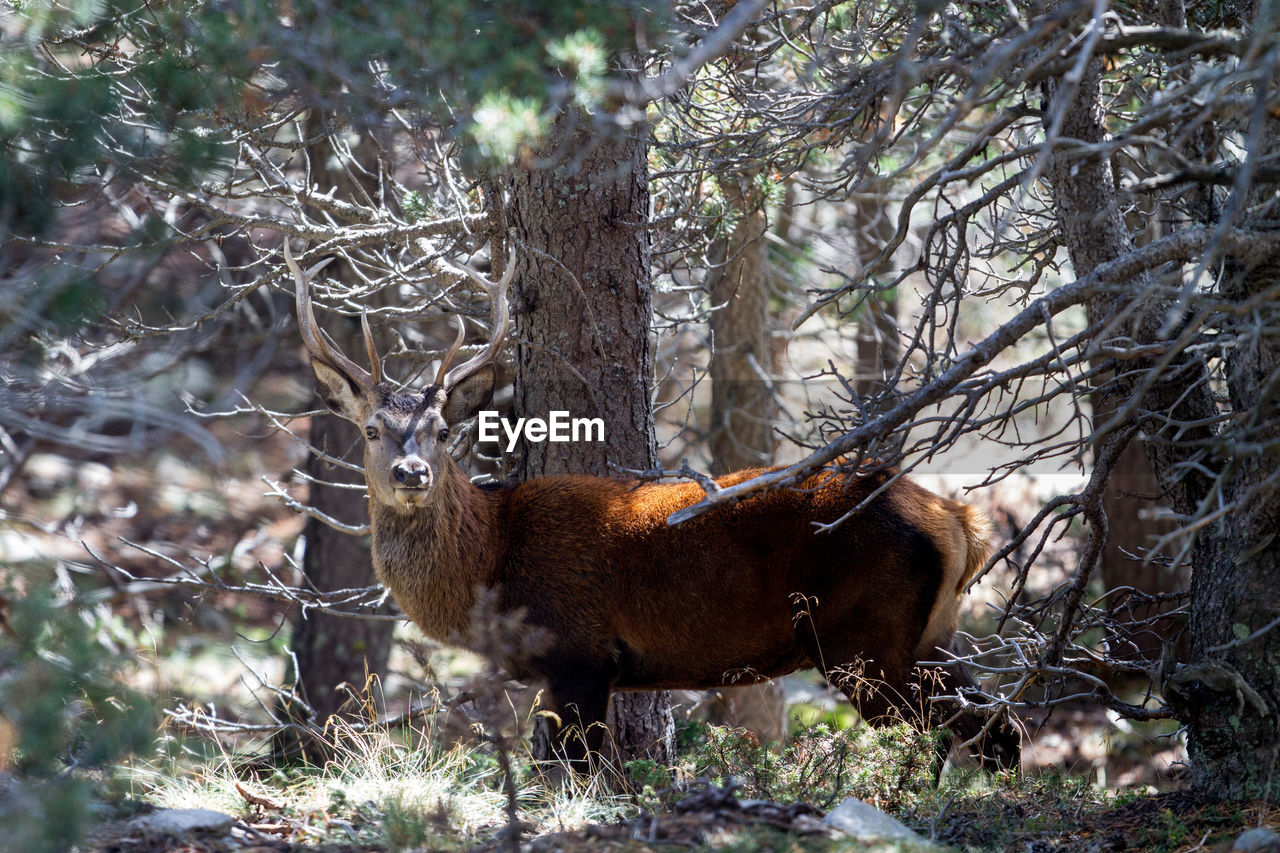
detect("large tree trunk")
(1178, 247), (1280, 798)
(508, 121), (675, 769)
(1041, 12), (1279, 798)
(1174, 3), (1280, 790)
(704, 171), (788, 745)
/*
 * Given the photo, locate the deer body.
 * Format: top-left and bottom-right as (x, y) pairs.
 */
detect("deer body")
(286, 243), (1019, 772)
(380, 467), (970, 682)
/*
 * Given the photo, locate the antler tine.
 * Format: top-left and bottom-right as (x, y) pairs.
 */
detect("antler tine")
(434, 315), (467, 387)
(360, 308), (384, 386)
(286, 241), (373, 389)
(441, 247), (516, 390)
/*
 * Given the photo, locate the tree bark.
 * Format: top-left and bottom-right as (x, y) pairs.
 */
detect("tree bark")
(709, 172), (777, 472)
(1095, 436), (1185, 662)
(508, 121), (675, 768)
(847, 177), (899, 401)
(1091, 0), (1193, 665)
(277, 404), (391, 761)
(1177, 246), (1280, 799)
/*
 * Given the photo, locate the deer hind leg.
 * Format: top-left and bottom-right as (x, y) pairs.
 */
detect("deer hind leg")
(820, 650), (916, 730)
(793, 622), (916, 729)
(789, 592), (918, 725)
(811, 645), (971, 785)
(796, 608), (963, 780)
(911, 644), (1021, 773)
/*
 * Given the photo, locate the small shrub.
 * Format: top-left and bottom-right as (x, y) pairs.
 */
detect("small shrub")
(382, 791), (454, 852)
(681, 721), (942, 810)
(627, 757), (671, 794)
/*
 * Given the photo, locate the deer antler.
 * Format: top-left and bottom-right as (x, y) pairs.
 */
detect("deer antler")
(434, 316), (467, 387)
(361, 309), (383, 386)
(438, 247), (516, 390)
(287, 241), (381, 389)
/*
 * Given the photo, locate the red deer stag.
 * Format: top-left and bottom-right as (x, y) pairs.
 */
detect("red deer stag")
(286, 242), (1019, 773)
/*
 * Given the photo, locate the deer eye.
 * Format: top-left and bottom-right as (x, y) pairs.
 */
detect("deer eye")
(438, 428), (449, 442)
(365, 426), (379, 441)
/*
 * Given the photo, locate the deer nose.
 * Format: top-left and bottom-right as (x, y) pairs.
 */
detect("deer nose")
(392, 457), (430, 488)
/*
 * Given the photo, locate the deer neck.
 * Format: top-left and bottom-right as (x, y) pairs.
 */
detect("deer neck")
(368, 459), (500, 646)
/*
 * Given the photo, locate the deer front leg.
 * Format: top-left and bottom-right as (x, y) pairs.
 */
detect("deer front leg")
(532, 661), (615, 776)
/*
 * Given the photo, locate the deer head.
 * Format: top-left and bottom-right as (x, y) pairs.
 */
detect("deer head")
(287, 242), (514, 511)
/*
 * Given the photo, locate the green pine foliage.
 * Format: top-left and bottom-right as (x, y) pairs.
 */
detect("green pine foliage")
(0, 581), (157, 853)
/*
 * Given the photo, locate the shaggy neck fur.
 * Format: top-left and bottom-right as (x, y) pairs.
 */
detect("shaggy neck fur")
(367, 459), (502, 646)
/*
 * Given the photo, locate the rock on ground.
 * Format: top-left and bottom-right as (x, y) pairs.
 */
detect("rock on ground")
(1234, 827), (1280, 853)
(128, 808), (236, 836)
(823, 797), (945, 850)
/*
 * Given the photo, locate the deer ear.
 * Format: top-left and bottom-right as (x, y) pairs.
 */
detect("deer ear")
(311, 358), (371, 424)
(442, 364), (495, 425)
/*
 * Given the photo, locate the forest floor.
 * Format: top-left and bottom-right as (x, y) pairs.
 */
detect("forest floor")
(78, 777), (1278, 853)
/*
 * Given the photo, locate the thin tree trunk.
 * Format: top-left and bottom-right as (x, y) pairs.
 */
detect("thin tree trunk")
(1090, 0), (1193, 665)
(508, 120), (675, 768)
(276, 404), (391, 760)
(1095, 436), (1185, 662)
(275, 122), (393, 760)
(847, 178), (899, 401)
(705, 170), (788, 744)
(709, 172), (776, 471)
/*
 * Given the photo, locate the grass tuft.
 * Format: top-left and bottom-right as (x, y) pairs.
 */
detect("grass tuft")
(130, 712), (637, 848)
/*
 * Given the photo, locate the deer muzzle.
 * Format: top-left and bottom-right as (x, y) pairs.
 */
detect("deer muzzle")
(391, 456), (432, 503)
